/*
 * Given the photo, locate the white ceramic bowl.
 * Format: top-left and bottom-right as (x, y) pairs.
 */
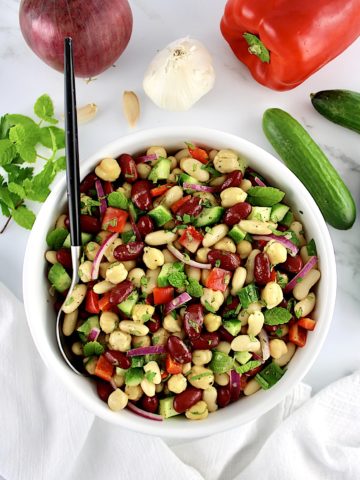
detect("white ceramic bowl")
(23, 127), (336, 438)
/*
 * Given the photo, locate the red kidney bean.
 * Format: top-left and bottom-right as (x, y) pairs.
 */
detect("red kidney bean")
(114, 241), (145, 261)
(278, 299), (288, 309)
(264, 324), (280, 333)
(190, 332), (220, 350)
(145, 294), (154, 306)
(96, 380), (113, 403)
(217, 386), (231, 408)
(220, 171), (243, 191)
(254, 252), (271, 286)
(277, 225), (288, 232)
(173, 387), (203, 413)
(253, 239), (268, 250)
(56, 247), (72, 270)
(117, 153), (138, 184)
(109, 280), (133, 305)
(131, 180), (152, 211)
(166, 335), (192, 364)
(223, 202), (252, 226)
(105, 350), (131, 369)
(207, 250), (241, 271)
(229, 375), (242, 403)
(147, 313), (161, 333)
(222, 297), (240, 318)
(239, 375), (247, 391)
(80, 214), (101, 233)
(141, 395), (159, 414)
(176, 196), (203, 218)
(103, 181), (114, 195)
(218, 326), (235, 343)
(136, 215), (155, 237)
(282, 254), (303, 274)
(80, 172), (97, 193)
(184, 304), (204, 339)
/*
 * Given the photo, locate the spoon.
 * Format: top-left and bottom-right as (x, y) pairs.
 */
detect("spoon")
(56, 37), (83, 375)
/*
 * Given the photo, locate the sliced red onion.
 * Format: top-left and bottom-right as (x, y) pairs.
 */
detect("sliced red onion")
(285, 256), (318, 293)
(253, 234), (298, 256)
(88, 327), (100, 342)
(167, 243), (211, 270)
(91, 232), (118, 280)
(183, 182), (216, 193)
(163, 292), (192, 315)
(254, 177), (266, 187)
(135, 153), (157, 164)
(258, 329), (270, 362)
(95, 179), (107, 220)
(126, 345), (166, 357)
(127, 401), (163, 421)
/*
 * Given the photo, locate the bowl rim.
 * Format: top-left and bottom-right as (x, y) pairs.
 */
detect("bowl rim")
(23, 126), (336, 438)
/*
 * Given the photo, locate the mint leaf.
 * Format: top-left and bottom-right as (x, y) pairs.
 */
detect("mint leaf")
(34, 94), (58, 124)
(54, 155), (66, 172)
(8, 182), (25, 199)
(23, 162), (55, 202)
(264, 307), (292, 325)
(0, 200), (10, 217)
(0, 139), (16, 166)
(40, 126), (65, 149)
(186, 278), (203, 298)
(0, 115), (11, 139)
(108, 191), (128, 210)
(83, 341), (104, 357)
(168, 271), (187, 289)
(0, 186), (15, 208)
(3, 164), (33, 184)
(12, 205), (36, 230)
(247, 187), (285, 207)
(9, 124), (40, 163)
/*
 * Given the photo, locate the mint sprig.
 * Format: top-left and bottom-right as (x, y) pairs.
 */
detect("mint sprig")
(0, 94), (65, 232)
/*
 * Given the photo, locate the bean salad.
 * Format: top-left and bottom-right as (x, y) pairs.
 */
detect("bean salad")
(45, 143), (321, 421)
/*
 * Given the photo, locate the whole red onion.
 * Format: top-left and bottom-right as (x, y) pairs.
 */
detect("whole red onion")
(19, 0), (133, 77)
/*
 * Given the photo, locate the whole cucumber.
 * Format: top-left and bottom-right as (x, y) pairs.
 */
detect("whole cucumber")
(311, 90), (360, 133)
(262, 108), (356, 230)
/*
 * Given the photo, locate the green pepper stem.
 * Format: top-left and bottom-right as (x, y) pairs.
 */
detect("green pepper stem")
(243, 33), (270, 64)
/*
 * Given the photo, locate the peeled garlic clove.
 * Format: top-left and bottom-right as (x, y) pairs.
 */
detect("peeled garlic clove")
(77, 103), (98, 124)
(143, 37), (215, 112)
(123, 90), (140, 128)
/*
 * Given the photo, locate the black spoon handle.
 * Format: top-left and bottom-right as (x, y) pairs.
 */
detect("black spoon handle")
(64, 37), (81, 247)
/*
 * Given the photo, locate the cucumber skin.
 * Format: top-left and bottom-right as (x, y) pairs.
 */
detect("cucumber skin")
(311, 90), (360, 134)
(262, 108), (356, 230)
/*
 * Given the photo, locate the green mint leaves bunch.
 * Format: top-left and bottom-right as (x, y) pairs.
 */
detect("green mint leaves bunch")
(0, 94), (66, 232)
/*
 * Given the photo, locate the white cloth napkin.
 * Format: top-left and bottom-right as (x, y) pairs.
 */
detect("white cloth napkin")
(1, 282), (359, 480)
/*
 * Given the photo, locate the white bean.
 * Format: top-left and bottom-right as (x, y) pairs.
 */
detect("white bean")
(100, 311), (119, 334)
(192, 350), (212, 366)
(188, 366), (214, 389)
(108, 388), (128, 411)
(196, 247), (211, 263)
(85, 242), (100, 261)
(200, 288), (224, 312)
(175, 148), (189, 161)
(144, 361), (161, 384)
(202, 386), (218, 412)
(244, 378), (261, 396)
(151, 327), (169, 346)
(240, 178), (252, 192)
(231, 266), (247, 295)
(62, 309), (78, 336)
(168, 373), (187, 394)
(231, 335), (260, 352)
(220, 187), (247, 207)
(163, 186), (183, 208)
(269, 339), (288, 359)
(108, 330), (131, 351)
(239, 220), (277, 235)
(245, 249), (261, 284)
(132, 335), (151, 348)
(93, 280), (114, 294)
(141, 268), (160, 295)
(214, 149), (242, 173)
(264, 241), (287, 265)
(293, 269), (321, 301)
(145, 230), (177, 246)
(45, 250), (58, 264)
(147, 146), (167, 159)
(214, 237), (236, 253)
(132, 304), (155, 323)
(106, 262), (128, 284)
(56, 214), (67, 229)
(274, 342), (296, 367)
(104, 238), (122, 263)
(125, 385), (143, 401)
(119, 320), (149, 336)
(214, 373), (229, 386)
(261, 282), (283, 309)
(180, 157), (210, 182)
(290, 221), (306, 247)
(143, 247), (165, 270)
(294, 293), (316, 318)
(185, 265), (201, 282)
(215, 341), (232, 355)
(137, 163), (151, 179)
(185, 401), (209, 420)
(163, 314), (182, 333)
(247, 311), (264, 336)
(237, 240), (252, 258)
(202, 224), (228, 247)
(140, 378), (156, 397)
(62, 284), (87, 314)
(95, 158), (121, 182)
(128, 267), (145, 288)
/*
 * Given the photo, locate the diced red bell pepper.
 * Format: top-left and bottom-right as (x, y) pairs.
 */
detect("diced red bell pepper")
(187, 143), (209, 164)
(298, 317), (316, 331)
(153, 286), (174, 305)
(289, 321), (307, 347)
(178, 226), (204, 253)
(85, 289), (100, 314)
(94, 354), (114, 382)
(165, 354), (183, 375)
(205, 267), (231, 292)
(170, 195), (192, 213)
(270, 269), (277, 282)
(101, 207), (128, 233)
(150, 184), (174, 197)
(98, 292), (114, 312)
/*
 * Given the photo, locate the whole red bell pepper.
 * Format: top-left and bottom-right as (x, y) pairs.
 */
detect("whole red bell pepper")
(220, 0), (360, 90)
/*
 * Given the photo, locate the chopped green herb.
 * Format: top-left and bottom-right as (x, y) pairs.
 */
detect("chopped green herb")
(307, 239), (317, 256)
(145, 371), (157, 382)
(204, 300), (216, 313)
(108, 191), (128, 210)
(208, 351), (233, 374)
(264, 307), (292, 325)
(140, 276), (148, 287)
(215, 259), (221, 268)
(186, 278), (204, 298)
(83, 341), (104, 357)
(122, 230), (136, 243)
(238, 283), (259, 308)
(168, 271), (187, 288)
(275, 328), (283, 337)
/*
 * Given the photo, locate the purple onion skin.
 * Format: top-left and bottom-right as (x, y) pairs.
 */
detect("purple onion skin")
(19, 0), (133, 77)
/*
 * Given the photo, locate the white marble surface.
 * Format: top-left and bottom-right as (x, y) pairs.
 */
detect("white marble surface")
(1, 0), (359, 393)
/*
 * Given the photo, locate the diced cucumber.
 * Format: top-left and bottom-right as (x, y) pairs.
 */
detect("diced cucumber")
(48, 263), (71, 293)
(77, 315), (100, 342)
(118, 291), (139, 317)
(108, 191), (128, 210)
(228, 225), (247, 243)
(280, 210), (294, 227)
(63, 232), (92, 248)
(234, 351), (252, 365)
(157, 262), (184, 287)
(46, 227), (69, 250)
(128, 201), (138, 222)
(125, 367), (144, 386)
(194, 206), (224, 227)
(270, 203), (290, 223)
(148, 158), (171, 183)
(148, 205), (173, 227)
(223, 319), (242, 336)
(178, 173), (201, 187)
(255, 362), (284, 389)
(247, 206), (271, 222)
(159, 397), (179, 419)
(235, 360), (262, 374)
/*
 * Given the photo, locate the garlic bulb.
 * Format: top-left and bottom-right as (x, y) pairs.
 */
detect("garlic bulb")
(143, 37), (215, 111)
